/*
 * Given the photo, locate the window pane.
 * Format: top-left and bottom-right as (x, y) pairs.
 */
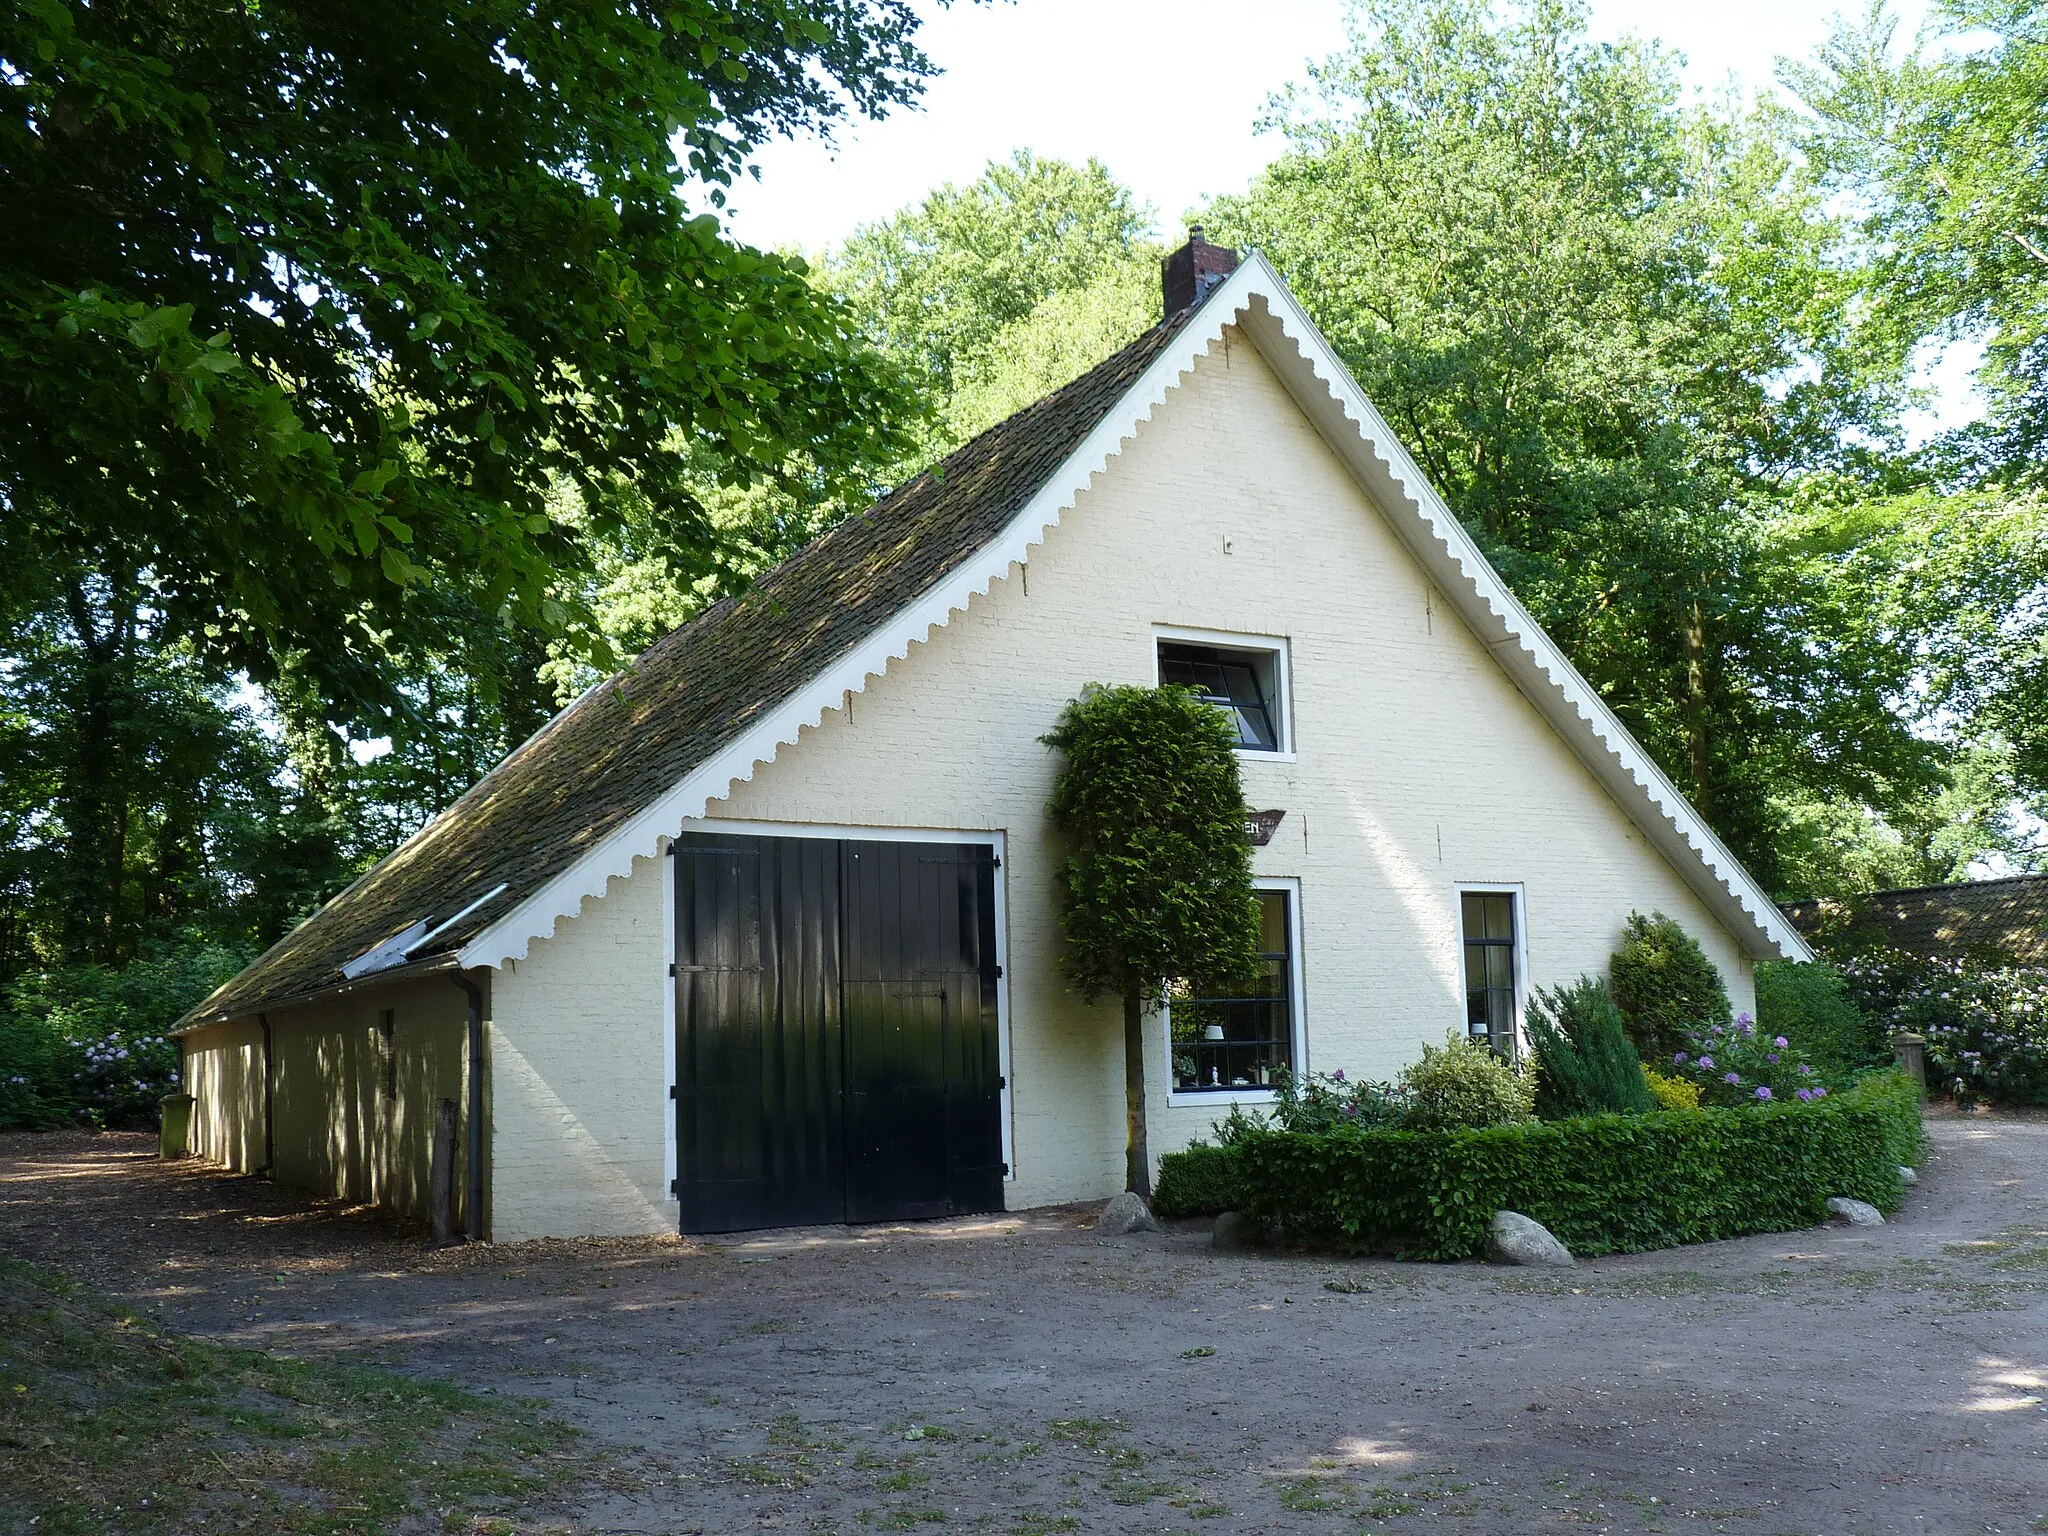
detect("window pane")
(1158, 642), (1280, 752)
(1459, 892), (1518, 1057)
(1170, 891), (1293, 1092)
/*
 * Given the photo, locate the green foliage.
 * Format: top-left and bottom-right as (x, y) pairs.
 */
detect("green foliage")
(0, 939), (248, 1129)
(827, 150), (1157, 400)
(1228, 1071), (1922, 1259)
(0, 0), (930, 714)
(1793, 0), (2048, 482)
(1203, 0), (1930, 888)
(1756, 960), (1886, 1078)
(1151, 1143), (1244, 1219)
(1397, 1033), (1536, 1130)
(1041, 685), (1261, 1004)
(1526, 976), (1656, 1119)
(1609, 911), (1732, 1059)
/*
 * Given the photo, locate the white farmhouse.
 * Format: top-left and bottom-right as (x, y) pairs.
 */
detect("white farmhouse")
(177, 235), (1810, 1240)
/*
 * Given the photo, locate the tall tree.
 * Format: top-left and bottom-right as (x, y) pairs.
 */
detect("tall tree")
(1, 0), (944, 964)
(1203, 0), (1931, 891)
(826, 151), (1163, 467)
(1791, 0), (2048, 482)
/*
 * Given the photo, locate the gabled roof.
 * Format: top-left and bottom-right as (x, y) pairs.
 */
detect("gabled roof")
(184, 254), (1806, 1028)
(1782, 875), (2048, 963)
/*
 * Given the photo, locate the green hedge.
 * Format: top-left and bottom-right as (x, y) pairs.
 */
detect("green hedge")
(1152, 1142), (1244, 1218)
(1154, 1071), (1921, 1259)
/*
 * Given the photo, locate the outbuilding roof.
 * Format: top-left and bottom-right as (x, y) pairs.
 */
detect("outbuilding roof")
(183, 253), (1809, 1030)
(180, 297), (1206, 1027)
(1781, 875), (2048, 964)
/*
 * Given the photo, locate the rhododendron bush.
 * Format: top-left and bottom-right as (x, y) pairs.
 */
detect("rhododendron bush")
(1669, 1012), (1833, 1107)
(1840, 948), (2048, 1105)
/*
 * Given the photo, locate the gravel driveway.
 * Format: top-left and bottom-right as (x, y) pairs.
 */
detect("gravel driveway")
(3, 1110), (2045, 1535)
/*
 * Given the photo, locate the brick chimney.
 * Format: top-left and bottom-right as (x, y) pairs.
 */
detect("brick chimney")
(1161, 226), (1239, 318)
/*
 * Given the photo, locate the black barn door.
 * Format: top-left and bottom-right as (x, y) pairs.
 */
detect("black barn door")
(673, 832), (1002, 1233)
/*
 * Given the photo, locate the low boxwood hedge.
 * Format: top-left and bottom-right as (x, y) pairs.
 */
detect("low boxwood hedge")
(1152, 1070), (1921, 1259)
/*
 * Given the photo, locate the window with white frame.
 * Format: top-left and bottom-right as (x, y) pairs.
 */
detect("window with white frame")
(1460, 891), (1519, 1057)
(1155, 631), (1289, 754)
(1167, 887), (1297, 1093)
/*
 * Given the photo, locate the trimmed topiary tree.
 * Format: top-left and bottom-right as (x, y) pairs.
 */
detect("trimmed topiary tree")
(1610, 911), (1732, 1062)
(1525, 975), (1656, 1119)
(1043, 684), (1263, 1198)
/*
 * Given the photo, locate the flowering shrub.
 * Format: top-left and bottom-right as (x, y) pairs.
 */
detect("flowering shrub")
(1267, 1067), (1409, 1134)
(1668, 1012), (1831, 1107)
(1641, 1066), (1703, 1111)
(0, 943), (247, 1129)
(1839, 947), (2048, 1104)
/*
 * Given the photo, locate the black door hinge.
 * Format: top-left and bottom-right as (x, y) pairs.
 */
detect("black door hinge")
(997, 1076), (1007, 1090)
(669, 1177), (679, 1197)
(999, 1162), (1010, 1177)
(991, 855), (1001, 869)
(993, 965), (1003, 979)
(668, 961), (677, 977)
(669, 1084), (678, 1099)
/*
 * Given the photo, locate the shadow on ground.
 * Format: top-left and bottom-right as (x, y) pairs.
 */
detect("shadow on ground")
(3, 1112), (2046, 1534)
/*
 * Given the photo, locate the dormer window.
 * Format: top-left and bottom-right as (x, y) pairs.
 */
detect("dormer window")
(1155, 630), (1290, 755)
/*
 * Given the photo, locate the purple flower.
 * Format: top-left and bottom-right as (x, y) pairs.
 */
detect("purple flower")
(1673, 1052), (1688, 1065)
(1767, 1053), (1780, 1064)
(1773, 1036), (1789, 1049)
(1737, 1012), (1753, 1025)
(1798, 1063), (1813, 1075)
(1813, 1087), (1827, 1099)
(1331, 1069), (1345, 1081)
(1796, 1087), (1814, 1102)
(1755, 1086), (1772, 1101)
(1698, 1056), (1714, 1070)
(1723, 1072), (1741, 1085)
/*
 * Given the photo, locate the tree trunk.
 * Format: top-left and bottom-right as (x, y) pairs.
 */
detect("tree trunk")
(1683, 597), (1713, 820)
(58, 578), (131, 964)
(1123, 985), (1151, 1199)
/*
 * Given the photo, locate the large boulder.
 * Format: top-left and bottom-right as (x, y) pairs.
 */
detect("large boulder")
(1097, 1190), (1160, 1235)
(1210, 1211), (1256, 1251)
(1487, 1210), (1575, 1268)
(1825, 1196), (1885, 1227)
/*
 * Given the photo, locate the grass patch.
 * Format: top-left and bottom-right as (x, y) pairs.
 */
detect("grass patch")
(0, 1258), (593, 1535)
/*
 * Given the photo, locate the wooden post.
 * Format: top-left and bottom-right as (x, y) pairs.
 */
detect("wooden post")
(1890, 1032), (1927, 1095)
(429, 1097), (459, 1245)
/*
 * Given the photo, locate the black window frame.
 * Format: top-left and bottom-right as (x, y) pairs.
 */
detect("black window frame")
(1155, 638), (1287, 754)
(1460, 890), (1520, 1059)
(1165, 887), (1299, 1096)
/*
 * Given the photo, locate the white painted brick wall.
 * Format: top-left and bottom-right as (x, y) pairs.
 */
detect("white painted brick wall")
(492, 320), (1762, 1230)
(489, 854), (674, 1240)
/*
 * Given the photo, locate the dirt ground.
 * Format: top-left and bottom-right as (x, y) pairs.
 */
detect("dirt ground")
(3, 1113), (2045, 1536)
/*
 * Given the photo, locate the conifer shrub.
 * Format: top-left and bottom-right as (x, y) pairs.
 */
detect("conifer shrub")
(1526, 976), (1656, 1119)
(1610, 911), (1732, 1060)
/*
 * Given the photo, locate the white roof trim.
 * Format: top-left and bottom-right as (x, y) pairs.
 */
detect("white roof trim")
(462, 255), (1807, 968)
